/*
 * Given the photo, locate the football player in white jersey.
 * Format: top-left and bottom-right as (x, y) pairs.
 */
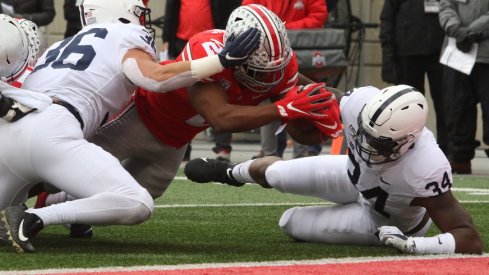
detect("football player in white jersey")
(184, 85), (483, 254)
(0, 0), (260, 253)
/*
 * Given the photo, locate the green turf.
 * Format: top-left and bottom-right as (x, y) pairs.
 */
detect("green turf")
(0, 175), (488, 271)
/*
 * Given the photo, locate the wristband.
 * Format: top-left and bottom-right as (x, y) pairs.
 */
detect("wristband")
(410, 232), (456, 254)
(191, 55), (225, 80)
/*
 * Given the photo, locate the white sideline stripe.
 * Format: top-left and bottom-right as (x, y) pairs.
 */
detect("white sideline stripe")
(7, 254), (489, 274)
(155, 202), (332, 208)
(154, 199), (488, 208)
(175, 176), (489, 193)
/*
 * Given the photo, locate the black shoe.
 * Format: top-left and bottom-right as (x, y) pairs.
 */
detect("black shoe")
(184, 158), (244, 187)
(69, 224), (93, 238)
(0, 205), (43, 253)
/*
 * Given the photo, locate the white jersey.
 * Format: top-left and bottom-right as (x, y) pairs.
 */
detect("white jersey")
(22, 23), (156, 137)
(340, 86), (452, 231)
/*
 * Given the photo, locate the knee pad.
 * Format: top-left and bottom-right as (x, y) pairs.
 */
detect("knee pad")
(278, 207), (299, 235)
(125, 189), (154, 224)
(264, 161), (286, 190)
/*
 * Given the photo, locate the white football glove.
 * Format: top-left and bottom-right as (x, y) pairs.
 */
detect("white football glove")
(378, 226), (416, 253)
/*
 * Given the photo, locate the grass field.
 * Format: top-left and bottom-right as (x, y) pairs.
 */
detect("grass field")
(0, 172), (488, 272)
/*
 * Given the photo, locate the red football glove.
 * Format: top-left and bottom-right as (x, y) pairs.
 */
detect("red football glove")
(274, 83), (335, 123)
(313, 98), (343, 139)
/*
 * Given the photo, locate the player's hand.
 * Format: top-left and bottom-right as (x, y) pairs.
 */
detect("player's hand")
(313, 101), (343, 139)
(0, 95), (36, 122)
(377, 226), (416, 253)
(219, 28), (261, 68)
(274, 83), (337, 123)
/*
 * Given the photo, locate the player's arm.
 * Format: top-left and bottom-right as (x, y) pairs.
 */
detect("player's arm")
(379, 191), (483, 254)
(188, 82), (280, 133)
(121, 28), (260, 93)
(412, 191), (483, 254)
(276, 74), (343, 143)
(188, 81), (338, 144)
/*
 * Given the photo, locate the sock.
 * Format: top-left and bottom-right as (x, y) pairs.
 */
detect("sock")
(231, 160), (255, 184)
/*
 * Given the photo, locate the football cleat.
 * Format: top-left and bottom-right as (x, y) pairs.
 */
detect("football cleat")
(0, 205), (43, 253)
(184, 158), (244, 187)
(69, 224), (93, 238)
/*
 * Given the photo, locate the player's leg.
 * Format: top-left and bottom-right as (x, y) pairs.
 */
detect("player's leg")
(6, 106), (153, 236)
(91, 103), (186, 199)
(185, 154), (358, 204)
(122, 142), (186, 199)
(278, 203), (381, 245)
(262, 155), (358, 203)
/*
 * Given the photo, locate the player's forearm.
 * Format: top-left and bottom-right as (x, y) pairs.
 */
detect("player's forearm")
(205, 104), (280, 133)
(122, 56), (225, 93)
(450, 227), (483, 254)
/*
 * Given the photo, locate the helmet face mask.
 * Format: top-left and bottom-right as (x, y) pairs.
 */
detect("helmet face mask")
(234, 64), (285, 93)
(226, 4), (292, 93)
(353, 85), (428, 166)
(355, 112), (413, 165)
(80, 0), (154, 37)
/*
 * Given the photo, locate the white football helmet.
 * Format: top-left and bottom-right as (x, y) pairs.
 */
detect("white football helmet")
(80, 0), (153, 34)
(0, 16), (30, 82)
(354, 85), (428, 166)
(225, 4), (292, 93)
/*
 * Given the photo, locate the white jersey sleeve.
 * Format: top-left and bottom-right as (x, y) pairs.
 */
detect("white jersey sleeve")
(23, 23), (156, 138)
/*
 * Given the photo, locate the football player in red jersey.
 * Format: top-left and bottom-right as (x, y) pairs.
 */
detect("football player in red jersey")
(37, 4), (342, 207)
(86, 4), (343, 200)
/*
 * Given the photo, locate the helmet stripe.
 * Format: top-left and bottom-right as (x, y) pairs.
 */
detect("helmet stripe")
(369, 87), (417, 127)
(245, 5), (281, 62)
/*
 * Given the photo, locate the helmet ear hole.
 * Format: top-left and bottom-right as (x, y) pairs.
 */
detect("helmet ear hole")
(119, 18), (131, 24)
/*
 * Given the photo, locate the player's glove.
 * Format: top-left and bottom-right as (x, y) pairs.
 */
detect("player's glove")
(313, 100), (343, 139)
(219, 28), (261, 68)
(274, 83), (338, 123)
(0, 95), (36, 122)
(377, 226), (416, 253)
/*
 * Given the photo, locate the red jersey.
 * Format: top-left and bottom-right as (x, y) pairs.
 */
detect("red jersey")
(135, 29), (299, 148)
(176, 1), (214, 41)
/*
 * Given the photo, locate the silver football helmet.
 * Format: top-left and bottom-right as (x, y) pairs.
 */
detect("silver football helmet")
(0, 16), (30, 82)
(354, 85), (428, 166)
(80, 0), (154, 35)
(225, 4), (292, 93)
(16, 18), (42, 66)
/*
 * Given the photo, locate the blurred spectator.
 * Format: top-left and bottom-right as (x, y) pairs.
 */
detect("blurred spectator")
(244, 0), (328, 159)
(162, 0), (241, 161)
(379, 0), (447, 154)
(63, 0), (81, 38)
(439, 0), (489, 174)
(0, 0), (55, 27)
(241, 0), (328, 29)
(163, 0), (241, 59)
